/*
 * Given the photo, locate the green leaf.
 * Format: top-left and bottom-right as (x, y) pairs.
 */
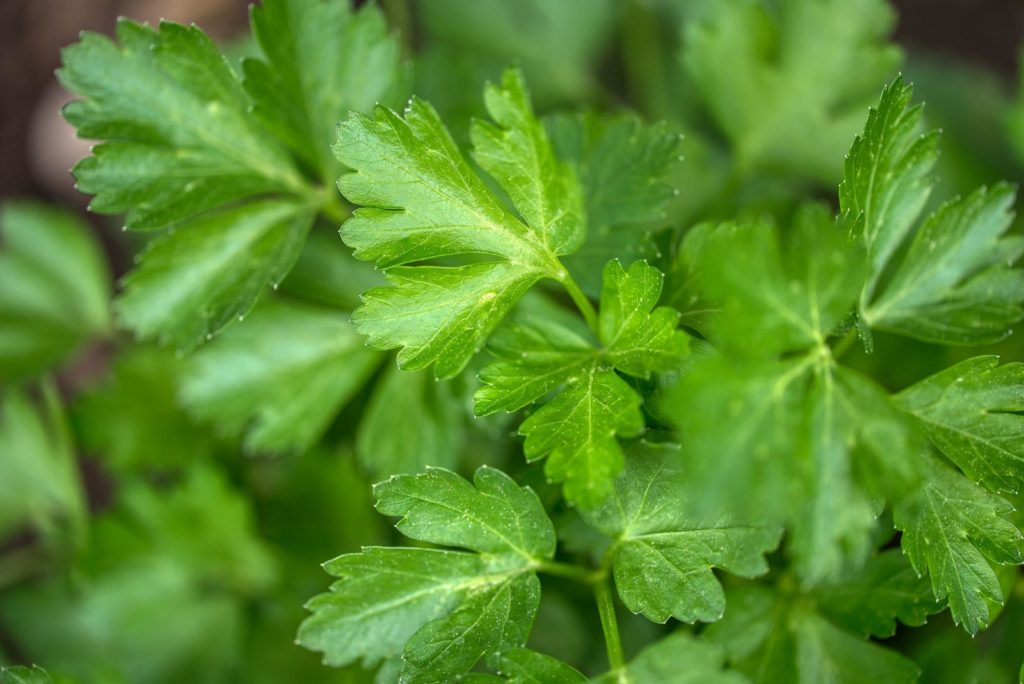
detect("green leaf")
(477, 261), (687, 507)
(0, 203), (110, 381)
(416, 0), (615, 106)
(520, 366), (644, 507)
(546, 113), (682, 296)
(59, 19), (322, 347)
(838, 77), (938, 301)
(695, 205), (865, 356)
(842, 79), (1024, 343)
(474, 305), (595, 416)
(336, 67), (580, 378)
(666, 354), (920, 584)
(893, 453), (1024, 634)
(298, 467), (554, 680)
(704, 584), (920, 684)
(245, 0), (405, 181)
(86, 464), (277, 593)
(684, 0), (900, 183)
(496, 649), (585, 683)
(582, 442), (779, 623)
(595, 632), (747, 684)
(375, 466), (556, 559)
(599, 260), (690, 378)
(896, 356), (1024, 495)
(813, 550), (941, 639)
(180, 299), (380, 453)
(0, 465), (273, 684)
(59, 19), (306, 230)
(0, 666), (54, 684)
(864, 184), (1024, 344)
(72, 346), (216, 474)
(114, 200), (315, 349)
(0, 385), (85, 546)
(357, 365), (464, 479)
(471, 68), (584, 256)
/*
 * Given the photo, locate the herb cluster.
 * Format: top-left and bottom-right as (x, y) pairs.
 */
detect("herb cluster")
(2, 1), (1024, 682)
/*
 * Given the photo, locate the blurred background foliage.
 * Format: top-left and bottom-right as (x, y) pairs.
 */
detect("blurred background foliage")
(0, 0), (1023, 681)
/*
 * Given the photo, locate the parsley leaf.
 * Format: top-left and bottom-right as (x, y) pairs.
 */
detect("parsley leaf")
(298, 467), (554, 681)
(73, 347), (217, 474)
(495, 649), (585, 683)
(115, 200), (315, 349)
(245, 0), (406, 183)
(546, 113), (682, 295)
(519, 368), (644, 507)
(0, 465), (274, 683)
(337, 67), (583, 378)
(0, 666), (55, 684)
(58, 19), (329, 347)
(356, 365), (465, 479)
(594, 632), (746, 684)
(668, 210), (919, 583)
(704, 572), (924, 684)
(684, 0), (900, 183)
(180, 299), (380, 453)
(893, 453), (1024, 634)
(812, 550), (941, 639)
(0, 203), (110, 381)
(896, 356), (1024, 495)
(0, 385), (85, 548)
(59, 20), (307, 229)
(842, 78), (1024, 344)
(695, 204), (865, 355)
(582, 443), (780, 623)
(478, 260), (689, 506)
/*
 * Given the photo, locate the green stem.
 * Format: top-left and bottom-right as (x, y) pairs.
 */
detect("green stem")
(830, 327), (858, 360)
(537, 560), (600, 584)
(560, 272), (600, 334)
(595, 579), (625, 673)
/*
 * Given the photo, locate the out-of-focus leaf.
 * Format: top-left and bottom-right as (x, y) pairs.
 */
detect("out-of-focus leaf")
(0, 203), (109, 381)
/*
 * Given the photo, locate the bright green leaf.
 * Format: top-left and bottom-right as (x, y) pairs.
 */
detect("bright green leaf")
(59, 19), (325, 347)
(59, 19), (306, 229)
(838, 77), (938, 301)
(299, 467), (554, 680)
(894, 454), (1024, 634)
(336, 67), (579, 378)
(520, 366), (643, 507)
(864, 184), (1024, 344)
(180, 299), (380, 453)
(582, 442), (780, 623)
(843, 79), (1024, 343)
(497, 648), (585, 683)
(599, 260), (690, 378)
(246, 0), (405, 181)
(114, 200), (314, 349)
(896, 356), (1024, 495)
